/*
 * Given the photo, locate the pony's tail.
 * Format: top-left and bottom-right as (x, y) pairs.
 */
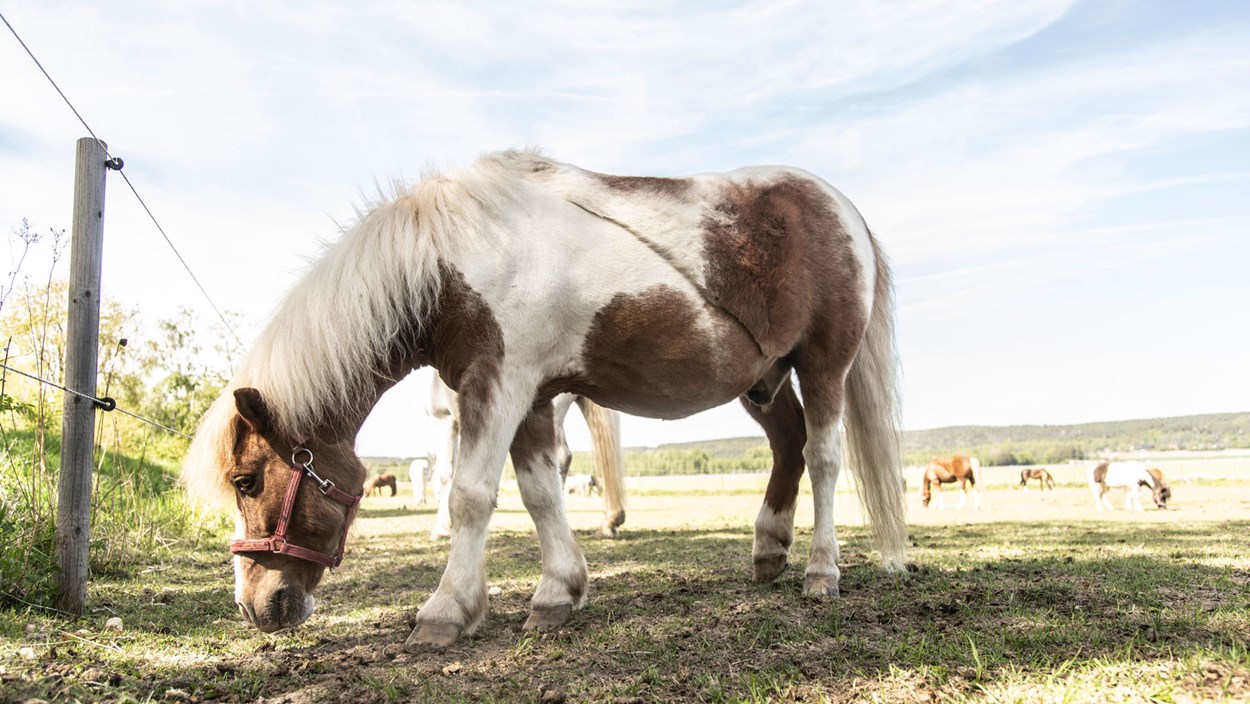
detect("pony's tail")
(921, 469), (933, 507)
(970, 457), (982, 487)
(843, 237), (909, 572)
(579, 397), (626, 535)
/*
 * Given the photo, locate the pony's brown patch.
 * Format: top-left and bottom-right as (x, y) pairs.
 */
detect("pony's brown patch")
(563, 285), (766, 419)
(509, 402), (557, 467)
(591, 172), (692, 198)
(700, 176), (867, 397)
(419, 266), (505, 447)
(1092, 462), (1109, 485)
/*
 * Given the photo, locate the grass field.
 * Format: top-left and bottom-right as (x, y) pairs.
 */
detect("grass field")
(2, 462), (1248, 703)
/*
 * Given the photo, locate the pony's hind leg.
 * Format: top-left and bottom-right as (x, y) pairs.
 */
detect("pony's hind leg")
(511, 401), (589, 631)
(739, 382), (806, 583)
(792, 351), (857, 597)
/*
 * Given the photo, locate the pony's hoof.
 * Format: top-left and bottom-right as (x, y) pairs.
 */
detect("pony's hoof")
(404, 622), (461, 652)
(802, 574), (840, 597)
(752, 554), (788, 582)
(523, 603), (573, 632)
(594, 525), (619, 540)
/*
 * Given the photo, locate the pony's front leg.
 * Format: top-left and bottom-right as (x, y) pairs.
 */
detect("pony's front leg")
(1127, 488), (1143, 511)
(406, 392), (529, 652)
(511, 401), (589, 631)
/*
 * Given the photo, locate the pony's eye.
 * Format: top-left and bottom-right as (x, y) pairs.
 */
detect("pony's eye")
(233, 475), (258, 494)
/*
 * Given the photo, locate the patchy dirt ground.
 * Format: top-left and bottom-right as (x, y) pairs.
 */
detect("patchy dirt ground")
(2, 484), (1249, 703)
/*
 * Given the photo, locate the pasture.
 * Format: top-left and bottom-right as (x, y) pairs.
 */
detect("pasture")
(2, 461), (1248, 703)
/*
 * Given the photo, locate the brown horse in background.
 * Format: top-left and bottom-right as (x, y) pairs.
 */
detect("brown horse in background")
(1018, 467), (1055, 490)
(363, 473), (398, 497)
(922, 455), (983, 509)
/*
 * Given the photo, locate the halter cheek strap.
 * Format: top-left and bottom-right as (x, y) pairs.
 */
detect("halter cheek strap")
(229, 442), (362, 568)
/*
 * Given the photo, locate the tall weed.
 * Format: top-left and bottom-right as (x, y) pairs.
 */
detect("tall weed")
(1, 219), (231, 609)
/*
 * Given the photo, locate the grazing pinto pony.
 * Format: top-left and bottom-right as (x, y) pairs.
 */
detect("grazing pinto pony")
(921, 455), (983, 509)
(362, 473), (398, 497)
(183, 151), (907, 651)
(1018, 467), (1055, 490)
(425, 375), (626, 540)
(1088, 461), (1167, 511)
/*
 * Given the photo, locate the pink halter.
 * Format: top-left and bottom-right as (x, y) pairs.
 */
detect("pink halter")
(229, 442), (361, 568)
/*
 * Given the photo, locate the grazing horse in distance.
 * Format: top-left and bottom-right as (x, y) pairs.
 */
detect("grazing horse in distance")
(565, 474), (600, 496)
(1018, 467), (1055, 490)
(363, 473), (398, 497)
(922, 455), (983, 509)
(182, 150), (908, 651)
(1088, 461), (1167, 511)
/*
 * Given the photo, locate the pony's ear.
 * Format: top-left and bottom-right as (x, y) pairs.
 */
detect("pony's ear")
(233, 387), (273, 434)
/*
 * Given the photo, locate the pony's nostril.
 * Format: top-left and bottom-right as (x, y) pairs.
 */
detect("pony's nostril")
(236, 601), (257, 625)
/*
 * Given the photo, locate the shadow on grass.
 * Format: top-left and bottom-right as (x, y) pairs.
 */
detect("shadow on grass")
(5, 520), (1248, 702)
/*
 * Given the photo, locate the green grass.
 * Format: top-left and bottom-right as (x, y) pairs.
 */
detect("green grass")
(2, 480), (1248, 702)
(0, 424), (218, 610)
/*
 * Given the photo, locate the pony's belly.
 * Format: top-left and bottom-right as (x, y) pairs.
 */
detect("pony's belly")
(565, 285), (770, 420)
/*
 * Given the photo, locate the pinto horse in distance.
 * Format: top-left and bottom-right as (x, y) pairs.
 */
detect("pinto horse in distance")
(1088, 461), (1168, 511)
(184, 150), (908, 651)
(1018, 467), (1056, 490)
(922, 455), (983, 509)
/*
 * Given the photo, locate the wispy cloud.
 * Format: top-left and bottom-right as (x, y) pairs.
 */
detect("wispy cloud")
(2, 1), (1247, 452)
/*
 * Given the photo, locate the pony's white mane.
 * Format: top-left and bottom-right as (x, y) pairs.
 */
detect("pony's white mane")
(183, 150), (547, 507)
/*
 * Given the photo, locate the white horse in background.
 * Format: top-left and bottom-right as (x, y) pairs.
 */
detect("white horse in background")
(565, 474), (600, 496)
(1088, 460), (1165, 511)
(408, 454), (435, 505)
(426, 375), (627, 539)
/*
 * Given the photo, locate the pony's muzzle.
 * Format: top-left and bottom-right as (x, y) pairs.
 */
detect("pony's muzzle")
(238, 586), (315, 633)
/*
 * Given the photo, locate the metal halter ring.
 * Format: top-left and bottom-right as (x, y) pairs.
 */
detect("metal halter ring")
(291, 447), (314, 467)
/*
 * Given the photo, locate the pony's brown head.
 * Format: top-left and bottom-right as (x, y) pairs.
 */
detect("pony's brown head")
(192, 388), (365, 633)
(1141, 468), (1171, 510)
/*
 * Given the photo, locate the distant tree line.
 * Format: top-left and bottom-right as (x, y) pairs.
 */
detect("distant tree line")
(558, 412), (1250, 476)
(363, 410), (1250, 479)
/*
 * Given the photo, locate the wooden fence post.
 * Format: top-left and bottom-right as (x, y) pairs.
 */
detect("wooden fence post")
(56, 137), (109, 615)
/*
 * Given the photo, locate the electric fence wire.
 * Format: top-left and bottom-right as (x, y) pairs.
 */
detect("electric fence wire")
(0, 362), (192, 439)
(1, 11), (245, 348)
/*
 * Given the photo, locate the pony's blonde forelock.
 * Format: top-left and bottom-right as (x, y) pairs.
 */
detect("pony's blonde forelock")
(181, 391), (243, 510)
(182, 150), (544, 504)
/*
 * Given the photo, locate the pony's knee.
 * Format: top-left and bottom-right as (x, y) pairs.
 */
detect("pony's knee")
(449, 482), (495, 526)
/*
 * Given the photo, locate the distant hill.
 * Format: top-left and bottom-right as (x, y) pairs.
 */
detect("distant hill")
(365, 412), (1250, 477)
(597, 412), (1250, 475)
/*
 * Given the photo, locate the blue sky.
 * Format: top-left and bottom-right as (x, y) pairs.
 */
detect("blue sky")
(2, 1), (1247, 457)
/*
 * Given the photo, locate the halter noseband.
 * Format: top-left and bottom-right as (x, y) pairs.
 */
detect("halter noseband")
(229, 441), (362, 568)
